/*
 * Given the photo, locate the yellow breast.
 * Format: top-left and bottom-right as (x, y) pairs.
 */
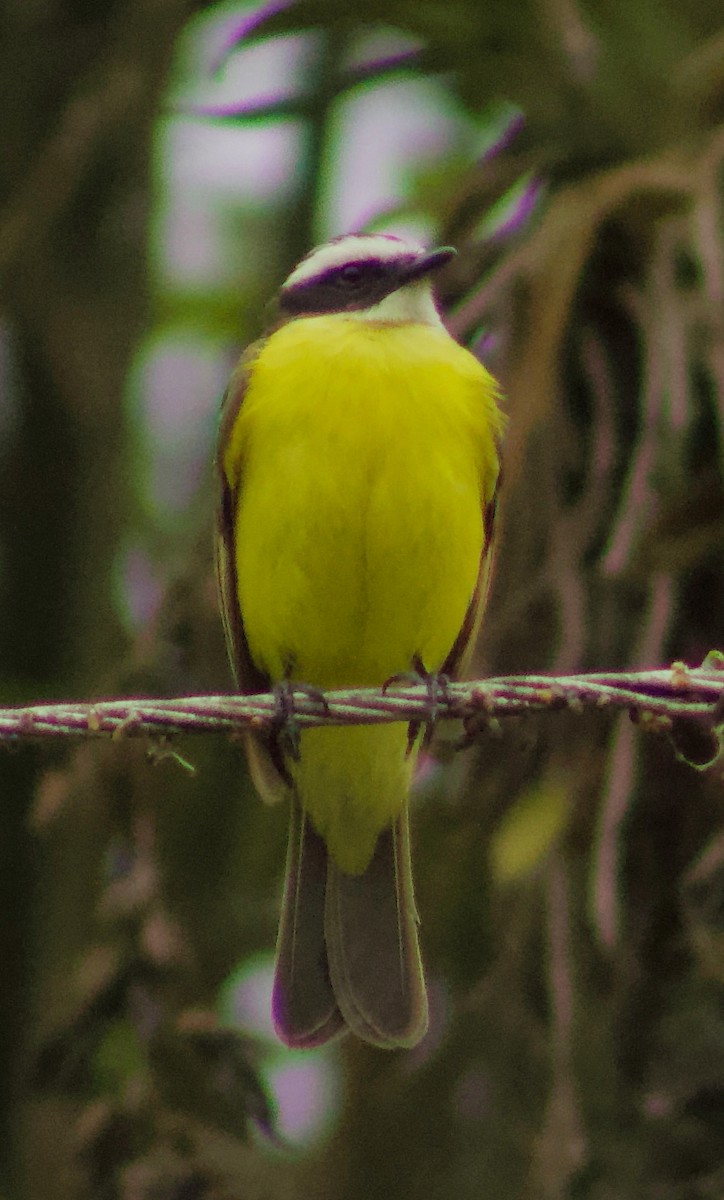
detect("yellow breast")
(224, 315), (502, 688)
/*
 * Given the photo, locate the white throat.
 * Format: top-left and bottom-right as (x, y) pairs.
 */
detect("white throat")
(339, 281), (444, 327)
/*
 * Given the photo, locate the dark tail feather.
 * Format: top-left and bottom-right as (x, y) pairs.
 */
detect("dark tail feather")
(272, 794), (345, 1048)
(325, 809), (428, 1048)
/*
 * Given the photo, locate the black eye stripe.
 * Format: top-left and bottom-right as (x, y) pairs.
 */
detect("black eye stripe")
(323, 258), (389, 286)
(279, 253), (418, 315)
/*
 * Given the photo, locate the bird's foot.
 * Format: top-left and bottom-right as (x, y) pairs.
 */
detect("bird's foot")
(383, 656), (451, 754)
(271, 681), (329, 762)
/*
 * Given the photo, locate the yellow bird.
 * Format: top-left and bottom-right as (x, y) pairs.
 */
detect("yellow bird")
(215, 233), (503, 1049)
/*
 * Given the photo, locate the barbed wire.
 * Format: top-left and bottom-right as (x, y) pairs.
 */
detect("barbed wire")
(1, 656), (722, 756)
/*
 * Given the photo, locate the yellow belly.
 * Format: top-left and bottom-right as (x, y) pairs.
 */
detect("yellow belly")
(223, 315), (502, 870)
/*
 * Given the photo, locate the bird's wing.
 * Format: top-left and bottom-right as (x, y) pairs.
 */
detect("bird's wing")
(441, 485), (500, 681)
(214, 344), (289, 797)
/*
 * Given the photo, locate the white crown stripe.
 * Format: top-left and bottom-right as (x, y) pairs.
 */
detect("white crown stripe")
(283, 234), (426, 289)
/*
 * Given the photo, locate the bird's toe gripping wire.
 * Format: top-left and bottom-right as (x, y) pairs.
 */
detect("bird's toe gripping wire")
(270, 680), (330, 765)
(382, 654), (451, 754)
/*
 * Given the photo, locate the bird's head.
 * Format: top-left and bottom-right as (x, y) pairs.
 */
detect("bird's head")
(277, 233), (456, 326)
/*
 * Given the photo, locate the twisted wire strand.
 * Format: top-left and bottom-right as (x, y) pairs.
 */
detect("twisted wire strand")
(1, 658), (722, 744)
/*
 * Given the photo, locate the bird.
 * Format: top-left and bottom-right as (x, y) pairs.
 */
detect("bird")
(215, 232), (504, 1049)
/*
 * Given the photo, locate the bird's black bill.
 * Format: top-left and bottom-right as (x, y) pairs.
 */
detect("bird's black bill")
(400, 246), (456, 284)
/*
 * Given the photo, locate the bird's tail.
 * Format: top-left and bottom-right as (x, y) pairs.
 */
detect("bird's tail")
(272, 794), (428, 1049)
(326, 805), (428, 1047)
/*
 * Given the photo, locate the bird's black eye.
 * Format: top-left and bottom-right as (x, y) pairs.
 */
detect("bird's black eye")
(337, 264), (364, 286)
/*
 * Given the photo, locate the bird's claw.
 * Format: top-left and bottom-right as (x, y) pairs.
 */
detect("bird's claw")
(383, 656), (451, 754)
(271, 681), (329, 762)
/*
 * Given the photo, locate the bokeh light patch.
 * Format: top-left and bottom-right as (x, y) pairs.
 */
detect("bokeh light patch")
(129, 329), (229, 521)
(220, 953), (341, 1147)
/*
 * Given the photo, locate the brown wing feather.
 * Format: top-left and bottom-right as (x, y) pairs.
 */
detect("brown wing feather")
(406, 487), (498, 755)
(441, 486), (499, 681)
(214, 344), (289, 799)
(215, 347), (267, 692)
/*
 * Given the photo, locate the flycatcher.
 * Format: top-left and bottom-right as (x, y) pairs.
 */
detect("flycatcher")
(215, 233), (503, 1049)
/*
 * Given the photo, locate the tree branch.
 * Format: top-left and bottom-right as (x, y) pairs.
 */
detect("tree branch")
(1, 658), (722, 755)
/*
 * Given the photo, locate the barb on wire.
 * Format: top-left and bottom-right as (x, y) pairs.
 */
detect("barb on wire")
(0, 657), (722, 763)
